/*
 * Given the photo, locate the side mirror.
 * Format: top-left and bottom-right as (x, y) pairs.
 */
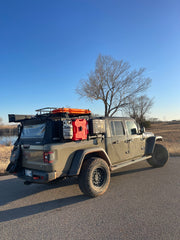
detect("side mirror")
(140, 127), (145, 134)
(131, 128), (137, 135)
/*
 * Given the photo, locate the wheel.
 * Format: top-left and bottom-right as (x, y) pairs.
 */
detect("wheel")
(147, 143), (169, 168)
(78, 157), (110, 197)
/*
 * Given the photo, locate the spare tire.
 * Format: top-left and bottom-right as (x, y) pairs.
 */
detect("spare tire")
(6, 145), (21, 173)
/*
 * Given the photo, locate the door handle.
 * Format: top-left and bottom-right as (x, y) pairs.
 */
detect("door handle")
(23, 144), (30, 149)
(112, 140), (119, 144)
(124, 139), (132, 143)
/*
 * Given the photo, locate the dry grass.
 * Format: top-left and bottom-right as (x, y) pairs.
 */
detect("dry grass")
(0, 145), (13, 175)
(148, 122), (180, 156)
(0, 124), (17, 129)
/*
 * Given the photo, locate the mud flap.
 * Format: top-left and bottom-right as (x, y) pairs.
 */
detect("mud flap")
(6, 145), (22, 173)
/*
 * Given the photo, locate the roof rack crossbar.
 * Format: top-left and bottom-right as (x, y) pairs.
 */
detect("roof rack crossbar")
(35, 107), (57, 115)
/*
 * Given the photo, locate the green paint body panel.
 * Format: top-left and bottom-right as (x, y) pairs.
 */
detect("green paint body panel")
(11, 117), (159, 182)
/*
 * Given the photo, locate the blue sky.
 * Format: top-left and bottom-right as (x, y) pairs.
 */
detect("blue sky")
(0, 0), (180, 123)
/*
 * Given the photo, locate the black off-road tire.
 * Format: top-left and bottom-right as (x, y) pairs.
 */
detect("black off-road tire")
(78, 157), (110, 198)
(147, 143), (169, 168)
(6, 145), (21, 173)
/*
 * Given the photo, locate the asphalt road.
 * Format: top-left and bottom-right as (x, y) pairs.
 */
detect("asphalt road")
(0, 157), (179, 240)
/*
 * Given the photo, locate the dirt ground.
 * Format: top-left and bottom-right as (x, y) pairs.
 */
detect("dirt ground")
(0, 121), (179, 175)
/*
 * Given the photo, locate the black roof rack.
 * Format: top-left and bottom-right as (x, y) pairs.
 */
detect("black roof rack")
(9, 107), (92, 123)
(35, 107), (57, 115)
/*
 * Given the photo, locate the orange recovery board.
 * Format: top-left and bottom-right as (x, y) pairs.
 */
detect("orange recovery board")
(52, 108), (91, 115)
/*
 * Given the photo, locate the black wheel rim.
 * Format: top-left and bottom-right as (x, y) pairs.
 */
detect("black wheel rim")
(92, 167), (107, 187)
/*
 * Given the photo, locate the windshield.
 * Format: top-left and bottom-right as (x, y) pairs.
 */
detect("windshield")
(21, 123), (46, 139)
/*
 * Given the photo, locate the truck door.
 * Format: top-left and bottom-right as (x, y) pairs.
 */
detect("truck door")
(125, 120), (145, 159)
(106, 120), (129, 164)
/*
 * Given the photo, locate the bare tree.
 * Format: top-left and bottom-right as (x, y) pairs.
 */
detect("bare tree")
(0, 117), (3, 125)
(125, 95), (153, 124)
(76, 54), (152, 117)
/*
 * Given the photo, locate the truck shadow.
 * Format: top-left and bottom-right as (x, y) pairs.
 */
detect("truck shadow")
(0, 177), (90, 222)
(0, 164), (153, 222)
(111, 165), (153, 178)
(0, 195), (89, 222)
(0, 177), (80, 207)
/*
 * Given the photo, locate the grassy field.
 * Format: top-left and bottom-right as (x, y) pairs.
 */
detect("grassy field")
(0, 145), (13, 175)
(0, 121), (180, 175)
(148, 121), (180, 157)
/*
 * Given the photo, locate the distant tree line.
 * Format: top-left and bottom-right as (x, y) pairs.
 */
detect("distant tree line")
(0, 117), (18, 136)
(0, 127), (18, 136)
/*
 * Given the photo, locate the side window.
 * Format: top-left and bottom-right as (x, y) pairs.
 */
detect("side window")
(126, 120), (138, 135)
(110, 121), (125, 136)
(111, 121), (115, 136)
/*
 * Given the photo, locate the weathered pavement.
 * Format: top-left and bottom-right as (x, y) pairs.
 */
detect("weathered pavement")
(0, 157), (180, 240)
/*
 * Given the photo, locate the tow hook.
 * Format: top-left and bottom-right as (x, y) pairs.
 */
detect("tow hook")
(24, 181), (32, 185)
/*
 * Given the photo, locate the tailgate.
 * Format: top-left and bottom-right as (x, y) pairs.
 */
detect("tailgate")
(22, 145), (45, 171)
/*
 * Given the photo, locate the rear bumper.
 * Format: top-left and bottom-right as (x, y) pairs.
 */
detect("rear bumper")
(16, 168), (57, 183)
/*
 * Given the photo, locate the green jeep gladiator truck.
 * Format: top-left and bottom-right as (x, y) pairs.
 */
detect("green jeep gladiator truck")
(7, 107), (168, 197)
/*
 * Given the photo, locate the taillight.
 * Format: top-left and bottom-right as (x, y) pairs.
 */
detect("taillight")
(43, 151), (54, 163)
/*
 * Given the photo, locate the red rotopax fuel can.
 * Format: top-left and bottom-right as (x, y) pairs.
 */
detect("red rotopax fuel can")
(72, 119), (88, 141)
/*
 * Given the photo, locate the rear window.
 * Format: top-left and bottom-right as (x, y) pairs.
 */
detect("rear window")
(21, 123), (46, 139)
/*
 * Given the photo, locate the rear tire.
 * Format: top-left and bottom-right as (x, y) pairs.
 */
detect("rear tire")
(78, 157), (110, 197)
(147, 143), (169, 168)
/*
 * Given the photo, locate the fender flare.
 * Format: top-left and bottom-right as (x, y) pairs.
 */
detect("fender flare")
(68, 148), (112, 176)
(145, 136), (156, 156)
(155, 135), (163, 141)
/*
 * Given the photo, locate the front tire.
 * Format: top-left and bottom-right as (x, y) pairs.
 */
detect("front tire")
(78, 157), (110, 197)
(147, 143), (169, 168)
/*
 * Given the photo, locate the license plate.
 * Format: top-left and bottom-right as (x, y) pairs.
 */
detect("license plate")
(25, 169), (32, 177)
